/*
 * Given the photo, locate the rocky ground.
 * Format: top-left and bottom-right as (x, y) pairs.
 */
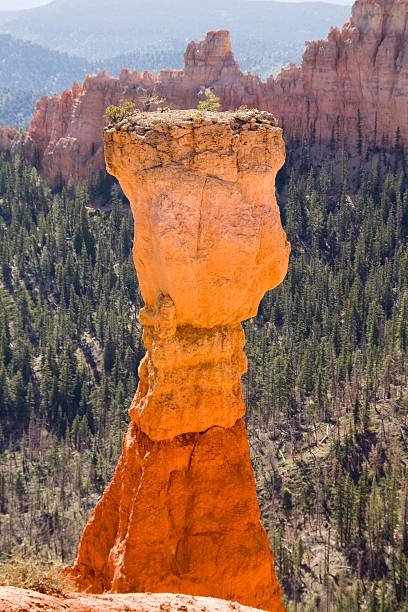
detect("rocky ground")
(0, 587), (266, 612)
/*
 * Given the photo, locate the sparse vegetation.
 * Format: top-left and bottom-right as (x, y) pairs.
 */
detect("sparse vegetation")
(140, 92), (166, 112)
(197, 89), (220, 112)
(0, 550), (75, 595)
(105, 100), (135, 124)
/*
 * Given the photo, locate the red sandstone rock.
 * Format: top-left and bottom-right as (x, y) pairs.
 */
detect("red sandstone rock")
(267, 0), (408, 151)
(0, 126), (19, 151)
(17, 0), (408, 185)
(0, 585), (269, 611)
(66, 420), (283, 611)
(22, 30), (246, 186)
(65, 111), (288, 612)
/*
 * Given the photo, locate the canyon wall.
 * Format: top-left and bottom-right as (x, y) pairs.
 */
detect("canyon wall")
(269, 0), (408, 151)
(15, 0), (408, 185)
(64, 109), (290, 611)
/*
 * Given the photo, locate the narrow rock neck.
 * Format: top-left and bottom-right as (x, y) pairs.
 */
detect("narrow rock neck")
(129, 295), (247, 440)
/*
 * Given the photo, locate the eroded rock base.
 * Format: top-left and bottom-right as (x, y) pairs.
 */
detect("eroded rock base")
(65, 419), (284, 612)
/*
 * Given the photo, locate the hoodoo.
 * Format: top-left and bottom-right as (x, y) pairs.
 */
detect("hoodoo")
(64, 109), (290, 611)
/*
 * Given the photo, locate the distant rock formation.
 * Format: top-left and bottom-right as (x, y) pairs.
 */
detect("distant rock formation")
(64, 109), (290, 611)
(0, 126), (19, 151)
(22, 30), (252, 186)
(16, 0), (408, 185)
(267, 0), (408, 152)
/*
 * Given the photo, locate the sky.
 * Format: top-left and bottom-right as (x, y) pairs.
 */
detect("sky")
(0, 0), (50, 9)
(0, 0), (352, 10)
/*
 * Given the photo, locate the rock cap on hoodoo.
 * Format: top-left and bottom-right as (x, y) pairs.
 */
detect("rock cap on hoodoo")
(104, 108), (278, 133)
(104, 108), (284, 181)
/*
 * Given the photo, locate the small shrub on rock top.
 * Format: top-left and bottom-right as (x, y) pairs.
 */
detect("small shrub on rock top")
(105, 100), (135, 124)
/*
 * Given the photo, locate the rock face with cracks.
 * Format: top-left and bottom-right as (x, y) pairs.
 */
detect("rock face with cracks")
(65, 110), (289, 612)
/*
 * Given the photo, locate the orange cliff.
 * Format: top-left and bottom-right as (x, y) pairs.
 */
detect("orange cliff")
(14, 0), (408, 186)
(64, 109), (290, 612)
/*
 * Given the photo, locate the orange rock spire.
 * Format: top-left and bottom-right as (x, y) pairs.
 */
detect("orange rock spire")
(65, 109), (290, 612)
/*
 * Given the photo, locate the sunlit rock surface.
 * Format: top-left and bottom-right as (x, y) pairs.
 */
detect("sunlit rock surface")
(65, 110), (289, 612)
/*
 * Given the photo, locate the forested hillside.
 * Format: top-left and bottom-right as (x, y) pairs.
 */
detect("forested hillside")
(0, 34), (184, 127)
(0, 160), (143, 559)
(245, 140), (408, 609)
(0, 141), (407, 610)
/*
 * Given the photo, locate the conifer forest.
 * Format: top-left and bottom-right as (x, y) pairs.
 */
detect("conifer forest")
(0, 136), (408, 610)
